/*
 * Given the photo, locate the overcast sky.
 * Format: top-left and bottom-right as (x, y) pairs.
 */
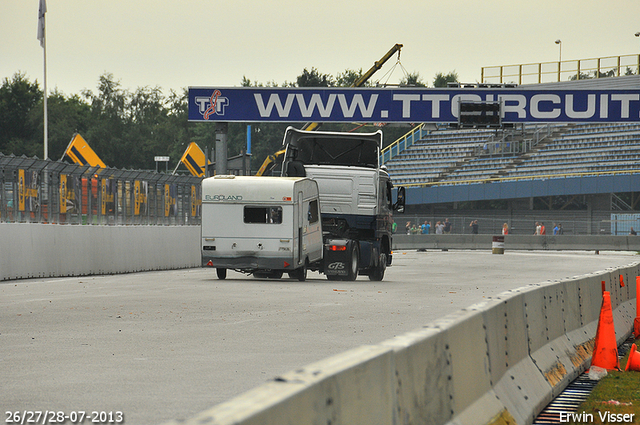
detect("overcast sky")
(3, 0), (640, 97)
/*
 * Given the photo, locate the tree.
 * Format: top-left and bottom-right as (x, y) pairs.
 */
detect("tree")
(0, 72), (42, 155)
(399, 72), (426, 87)
(296, 67), (334, 87)
(433, 71), (459, 88)
(42, 90), (91, 160)
(336, 68), (368, 87)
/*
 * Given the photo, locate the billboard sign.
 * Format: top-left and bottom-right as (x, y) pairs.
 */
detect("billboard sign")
(188, 87), (640, 124)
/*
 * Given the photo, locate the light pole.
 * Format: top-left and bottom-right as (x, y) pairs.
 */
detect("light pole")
(555, 39), (562, 81)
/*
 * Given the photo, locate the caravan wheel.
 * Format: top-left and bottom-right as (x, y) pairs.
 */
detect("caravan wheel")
(216, 268), (227, 280)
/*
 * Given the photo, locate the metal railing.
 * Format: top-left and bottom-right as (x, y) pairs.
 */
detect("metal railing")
(481, 54), (640, 85)
(400, 168), (640, 188)
(475, 124), (553, 156)
(380, 123), (429, 164)
(0, 153), (202, 225)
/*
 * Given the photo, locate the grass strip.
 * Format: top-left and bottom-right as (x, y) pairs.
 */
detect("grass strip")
(566, 337), (639, 424)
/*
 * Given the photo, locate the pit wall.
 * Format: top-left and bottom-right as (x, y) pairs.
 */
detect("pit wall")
(169, 263), (638, 425)
(0, 223), (200, 281)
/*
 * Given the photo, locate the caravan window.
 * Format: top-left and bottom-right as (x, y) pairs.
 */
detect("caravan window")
(308, 200), (319, 223)
(244, 206), (282, 224)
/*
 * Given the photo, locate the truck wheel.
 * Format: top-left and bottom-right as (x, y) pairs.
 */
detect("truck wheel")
(368, 253), (386, 281)
(216, 268), (227, 280)
(346, 244), (359, 281)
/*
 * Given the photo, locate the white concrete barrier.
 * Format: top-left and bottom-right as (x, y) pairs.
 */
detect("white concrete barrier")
(0, 223), (200, 281)
(166, 263), (639, 425)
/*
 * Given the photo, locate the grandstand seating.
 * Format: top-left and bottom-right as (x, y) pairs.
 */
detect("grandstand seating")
(385, 122), (640, 185)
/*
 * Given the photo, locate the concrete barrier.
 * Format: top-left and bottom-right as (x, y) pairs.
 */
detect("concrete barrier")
(393, 234), (640, 252)
(166, 262), (639, 425)
(0, 223), (200, 281)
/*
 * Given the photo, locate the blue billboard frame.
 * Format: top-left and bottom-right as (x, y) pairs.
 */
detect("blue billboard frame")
(188, 87), (640, 124)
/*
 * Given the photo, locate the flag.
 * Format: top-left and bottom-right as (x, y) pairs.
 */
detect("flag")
(180, 142), (208, 177)
(63, 134), (106, 168)
(37, 0), (47, 48)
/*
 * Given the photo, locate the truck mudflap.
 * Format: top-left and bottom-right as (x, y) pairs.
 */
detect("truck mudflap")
(323, 239), (359, 281)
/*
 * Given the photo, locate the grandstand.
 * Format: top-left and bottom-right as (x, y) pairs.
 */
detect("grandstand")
(385, 122), (640, 185)
(383, 74), (640, 235)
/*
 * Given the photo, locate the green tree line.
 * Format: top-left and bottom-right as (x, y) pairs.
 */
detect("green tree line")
(0, 69), (457, 172)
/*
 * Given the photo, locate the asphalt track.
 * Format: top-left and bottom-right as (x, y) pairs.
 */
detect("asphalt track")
(1, 250), (638, 425)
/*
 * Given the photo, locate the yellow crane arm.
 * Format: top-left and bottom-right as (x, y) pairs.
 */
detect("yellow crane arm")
(255, 149), (286, 176)
(259, 44), (403, 173)
(301, 43), (403, 132)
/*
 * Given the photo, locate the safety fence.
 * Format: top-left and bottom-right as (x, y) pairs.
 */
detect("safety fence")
(481, 53), (640, 85)
(0, 153), (202, 225)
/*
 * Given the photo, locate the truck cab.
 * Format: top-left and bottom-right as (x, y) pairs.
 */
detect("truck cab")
(281, 127), (405, 281)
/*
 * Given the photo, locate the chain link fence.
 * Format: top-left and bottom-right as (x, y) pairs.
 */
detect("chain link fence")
(398, 211), (630, 236)
(0, 153), (202, 225)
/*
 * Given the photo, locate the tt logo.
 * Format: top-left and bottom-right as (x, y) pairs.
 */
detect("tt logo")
(195, 90), (229, 119)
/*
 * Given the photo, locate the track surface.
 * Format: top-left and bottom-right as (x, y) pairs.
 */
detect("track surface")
(1, 250), (637, 424)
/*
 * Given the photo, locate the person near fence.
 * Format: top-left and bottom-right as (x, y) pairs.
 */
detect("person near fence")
(421, 221), (430, 234)
(435, 221), (444, 234)
(630, 227), (637, 236)
(502, 223), (509, 235)
(470, 219), (479, 234)
(444, 218), (452, 234)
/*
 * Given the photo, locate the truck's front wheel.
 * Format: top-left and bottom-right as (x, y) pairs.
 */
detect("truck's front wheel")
(368, 252), (386, 281)
(216, 268), (227, 280)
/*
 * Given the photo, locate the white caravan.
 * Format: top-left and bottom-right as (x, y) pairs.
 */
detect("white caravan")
(201, 175), (322, 281)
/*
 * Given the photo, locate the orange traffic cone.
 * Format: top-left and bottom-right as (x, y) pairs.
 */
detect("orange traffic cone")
(591, 291), (620, 370)
(625, 343), (640, 372)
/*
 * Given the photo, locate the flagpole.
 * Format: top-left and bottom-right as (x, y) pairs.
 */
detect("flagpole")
(38, 0), (48, 160)
(43, 24), (48, 160)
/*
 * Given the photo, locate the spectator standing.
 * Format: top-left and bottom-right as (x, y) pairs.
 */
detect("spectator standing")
(421, 221), (430, 234)
(470, 220), (479, 234)
(553, 223), (559, 235)
(435, 221), (444, 234)
(444, 218), (452, 234)
(406, 221), (411, 235)
(502, 223), (509, 235)
(534, 222), (541, 235)
(630, 227), (637, 235)
(540, 222), (546, 235)
(557, 223), (563, 235)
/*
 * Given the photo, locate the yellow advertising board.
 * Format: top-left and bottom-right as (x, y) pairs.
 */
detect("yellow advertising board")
(63, 134), (106, 168)
(180, 142), (208, 177)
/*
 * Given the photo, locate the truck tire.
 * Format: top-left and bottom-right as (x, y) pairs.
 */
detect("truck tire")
(346, 244), (359, 281)
(216, 268), (227, 280)
(368, 253), (386, 281)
